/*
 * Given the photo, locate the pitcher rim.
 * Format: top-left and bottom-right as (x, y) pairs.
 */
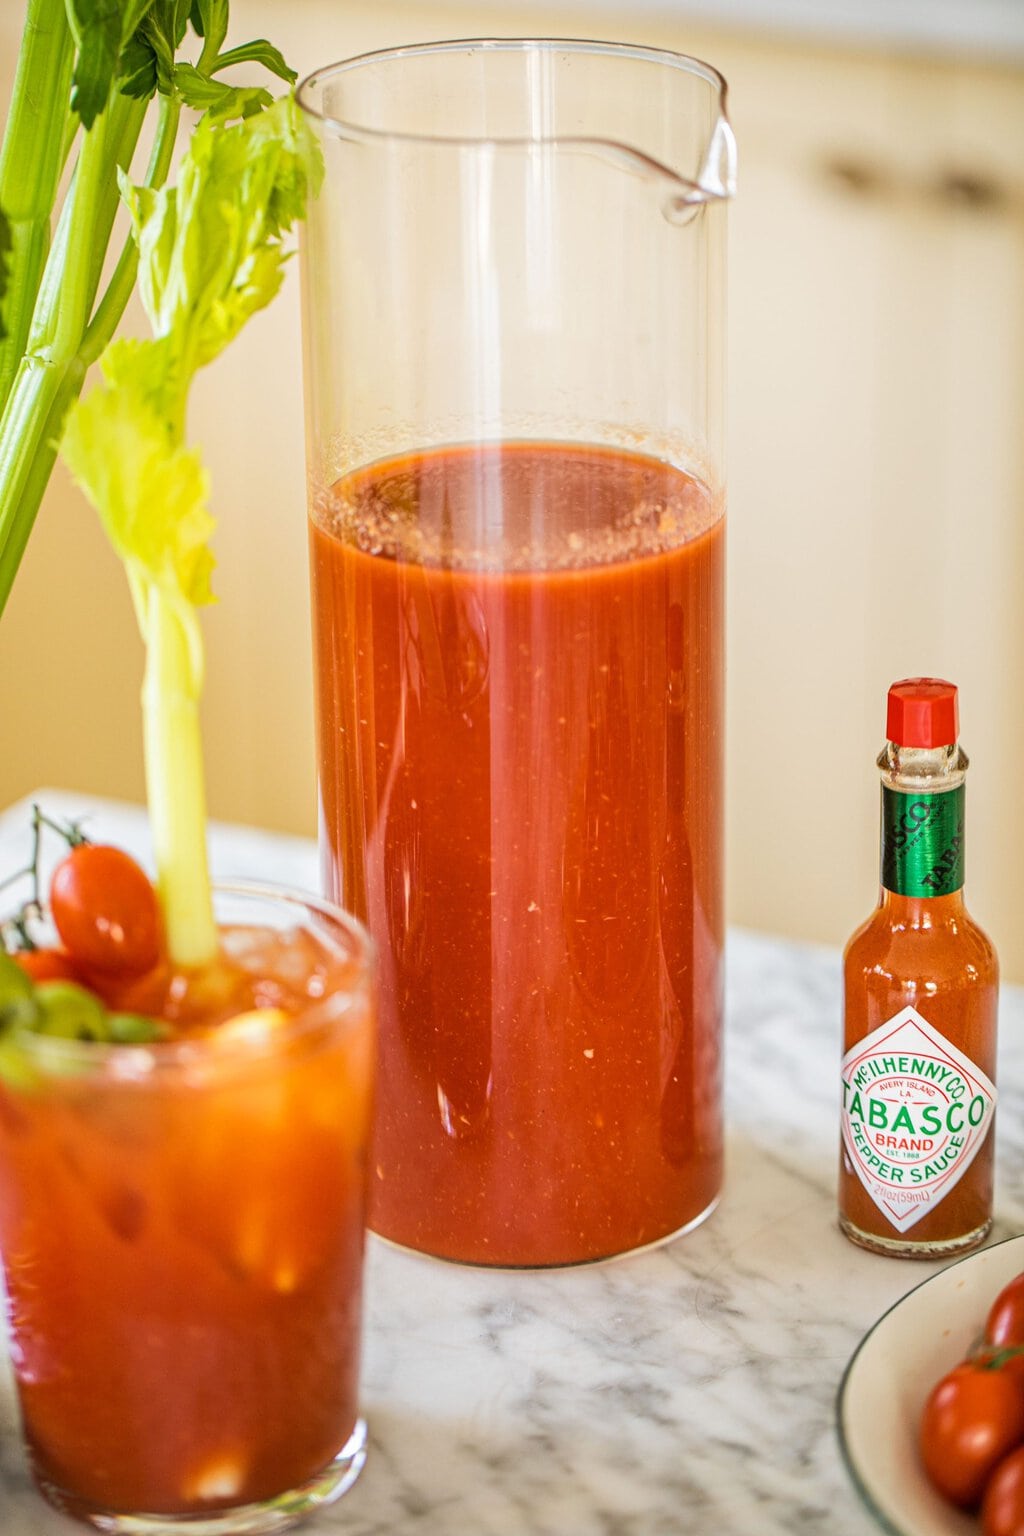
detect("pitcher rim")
(295, 35), (732, 151)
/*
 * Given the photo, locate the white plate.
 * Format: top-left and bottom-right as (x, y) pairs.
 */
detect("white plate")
(838, 1233), (1024, 1536)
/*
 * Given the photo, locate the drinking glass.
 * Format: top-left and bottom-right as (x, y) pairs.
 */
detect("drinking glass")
(298, 39), (734, 1266)
(0, 882), (375, 1533)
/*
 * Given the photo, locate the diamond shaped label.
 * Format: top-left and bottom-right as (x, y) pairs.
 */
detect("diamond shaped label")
(841, 1006), (996, 1233)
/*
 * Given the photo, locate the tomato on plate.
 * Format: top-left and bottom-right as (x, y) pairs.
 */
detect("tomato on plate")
(988, 1276), (1024, 1350)
(973, 1348), (1024, 1399)
(920, 1359), (1024, 1508)
(50, 844), (162, 977)
(983, 1445), (1024, 1536)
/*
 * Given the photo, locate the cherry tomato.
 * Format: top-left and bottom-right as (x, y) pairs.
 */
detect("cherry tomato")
(0, 951), (39, 1033)
(11, 947), (81, 984)
(984, 1445), (1024, 1536)
(50, 844), (162, 977)
(107, 1012), (166, 1044)
(974, 1348), (1024, 1397)
(920, 1359), (1024, 1508)
(989, 1276), (1024, 1349)
(82, 958), (173, 1016)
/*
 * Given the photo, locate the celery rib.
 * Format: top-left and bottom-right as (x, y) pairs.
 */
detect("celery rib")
(0, 0), (75, 414)
(142, 584), (218, 967)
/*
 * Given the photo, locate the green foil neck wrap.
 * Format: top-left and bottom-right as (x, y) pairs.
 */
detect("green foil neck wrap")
(880, 783), (965, 897)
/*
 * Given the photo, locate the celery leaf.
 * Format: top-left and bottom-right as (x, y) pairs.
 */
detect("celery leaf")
(122, 0), (160, 34)
(70, 0), (165, 119)
(188, 0), (228, 55)
(212, 40), (296, 85)
(118, 33), (159, 99)
(122, 97), (320, 371)
(68, 0), (124, 130)
(60, 337), (216, 618)
(173, 65), (272, 120)
(136, 0), (191, 96)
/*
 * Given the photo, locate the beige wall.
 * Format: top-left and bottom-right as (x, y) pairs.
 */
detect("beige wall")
(2, 4), (1022, 972)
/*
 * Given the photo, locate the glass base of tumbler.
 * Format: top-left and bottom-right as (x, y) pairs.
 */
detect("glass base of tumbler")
(839, 1212), (991, 1260)
(40, 1420), (368, 1535)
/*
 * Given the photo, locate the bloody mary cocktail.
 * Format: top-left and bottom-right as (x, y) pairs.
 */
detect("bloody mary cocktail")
(310, 442), (724, 1266)
(0, 883), (375, 1533)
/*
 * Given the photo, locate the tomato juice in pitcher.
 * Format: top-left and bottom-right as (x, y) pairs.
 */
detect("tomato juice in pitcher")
(311, 441), (724, 1264)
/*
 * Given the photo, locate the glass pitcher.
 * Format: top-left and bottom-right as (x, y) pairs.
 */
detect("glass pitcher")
(297, 38), (735, 1266)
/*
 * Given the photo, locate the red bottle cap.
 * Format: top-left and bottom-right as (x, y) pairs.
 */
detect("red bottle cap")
(886, 677), (959, 747)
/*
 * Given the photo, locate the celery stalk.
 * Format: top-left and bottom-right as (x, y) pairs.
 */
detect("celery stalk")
(142, 583), (216, 965)
(0, 0), (75, 414)
(0, 90), (181, 597)
(82, 93), (181, 365)
(60, 98), (319, 966)
(1, 2), (307, 967)
(0, 100), (137, 573)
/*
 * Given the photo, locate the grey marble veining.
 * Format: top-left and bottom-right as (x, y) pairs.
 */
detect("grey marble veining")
(2, 790), (1022, 1535)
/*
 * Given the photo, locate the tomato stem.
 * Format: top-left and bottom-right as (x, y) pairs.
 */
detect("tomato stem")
(0, 909), (38, 953)
(31, 803), (90, 850)
(0, 803), (93, 952)
(0, 865), (34, 895)
(976, 1345), (1024, 1370)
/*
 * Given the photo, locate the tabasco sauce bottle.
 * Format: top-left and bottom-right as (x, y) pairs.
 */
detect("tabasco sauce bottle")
(839, 678), (999, 1257)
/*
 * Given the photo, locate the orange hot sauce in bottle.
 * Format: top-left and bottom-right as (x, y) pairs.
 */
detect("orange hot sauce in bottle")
(839, 678), (999, 1258)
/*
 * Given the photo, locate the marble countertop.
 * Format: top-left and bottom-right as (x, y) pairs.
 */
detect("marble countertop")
(3, 789), (1023, 1536)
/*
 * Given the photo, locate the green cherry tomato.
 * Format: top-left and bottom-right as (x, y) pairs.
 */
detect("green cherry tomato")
(0, 951), (40, 1035)
(107, 1012), (165, 1044)
(34, 981), (109, 1042)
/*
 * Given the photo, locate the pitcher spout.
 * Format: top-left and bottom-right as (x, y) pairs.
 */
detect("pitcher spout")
(573, 103), (736, 225)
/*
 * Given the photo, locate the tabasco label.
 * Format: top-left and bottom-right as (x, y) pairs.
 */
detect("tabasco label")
(840, 1006), (996, 1233)
(881, 784), (965, 897)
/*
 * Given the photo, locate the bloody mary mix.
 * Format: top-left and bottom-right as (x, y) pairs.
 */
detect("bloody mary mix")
(310, 442), (724, 1265)
(0, 887), (374, 1526)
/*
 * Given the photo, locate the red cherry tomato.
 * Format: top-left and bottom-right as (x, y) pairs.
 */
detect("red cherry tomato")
(974, 1348), (1024, 1397)
(11, 947), (82, 983)
(920, 1359), (1024, 1508)
(989, 1277), (1024, 1349)
(50, 844), (162, 977)
(976, 1351), (1024, 1388)
(984, 1445), (1024, 1536)
(83, 958), (173, 1016)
